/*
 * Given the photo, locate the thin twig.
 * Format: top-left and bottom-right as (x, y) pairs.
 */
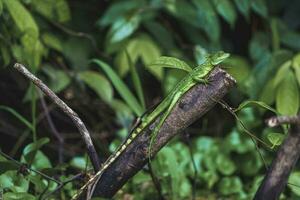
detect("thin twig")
(39, 92), (65, 164)
(13, 63), (100, 171)
(266, 115), (300, 127)
(183, 132), (197, 200)
(217, 100), (269, 170)
(41, 173), (84, 200)
(147, 162), (165, 200)
(0, 151), (61, 184)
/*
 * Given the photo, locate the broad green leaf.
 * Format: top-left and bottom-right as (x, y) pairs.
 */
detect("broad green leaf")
(251, 0), (268, 18)
(213, 0), (237, 27)
(144, 21), (175, 50)
(192, 0), (220, 42)
(92, 59), (143, 116)
(78, 71), (113, 103)
(273, 60), (292, 88)
(55, 0), (71, 23)
(42, 33), (63, 52)
(292, 53), (300, 85)
(3, 0), (39, 34)
(234, 100), (278, 114)
(259, 79), (276, 106)
(0, 45), (10, 66)
(108, 15), (140, 43)
(115, 35), (163, 80)
(276, 70), (299, 115)
(267, 132), (284, 148)
(218, 176), (243, 195)
(288, 172), (300, 196)
(234, 0), (250, 19)
(0, 171), (29, 192)
(23, 138), (50, 164)
(3, 192), (35, 200)
(216, 154), (236, 175)
(238, 152), (263, 176)
(194, 45), (208, 65)
(149, 56), (192, 72)
(0, 105), (33, 131)
(0, 0), (3, 16)
(70, 157), (87, 170)
(30, 150), (52, 169)
(223, 55), (250, 83)
(31, 0), (54, 20)
(98, 0), (143, 26)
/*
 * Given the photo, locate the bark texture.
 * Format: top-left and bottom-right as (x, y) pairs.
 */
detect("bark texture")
(93, 67), (236, 198)
(254, 124), (300, 200)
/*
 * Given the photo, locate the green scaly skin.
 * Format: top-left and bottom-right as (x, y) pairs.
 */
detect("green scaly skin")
(71, 51), (229, 200)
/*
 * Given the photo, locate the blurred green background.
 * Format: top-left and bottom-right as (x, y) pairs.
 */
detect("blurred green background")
(0, 0), (300, 199)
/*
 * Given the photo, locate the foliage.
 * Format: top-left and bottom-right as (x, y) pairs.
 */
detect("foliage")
(1, 0), (300, 199)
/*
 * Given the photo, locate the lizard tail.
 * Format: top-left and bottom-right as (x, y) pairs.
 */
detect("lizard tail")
(71, 168), (105, 200)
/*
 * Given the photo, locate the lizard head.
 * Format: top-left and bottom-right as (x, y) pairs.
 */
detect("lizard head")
(210, 51), (230, 65)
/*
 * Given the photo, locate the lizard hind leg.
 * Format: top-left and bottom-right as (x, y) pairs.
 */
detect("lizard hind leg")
(148, 92), (181, 160)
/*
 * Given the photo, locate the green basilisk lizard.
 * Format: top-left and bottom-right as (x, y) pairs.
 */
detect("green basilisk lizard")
(71, 51), (230, 200)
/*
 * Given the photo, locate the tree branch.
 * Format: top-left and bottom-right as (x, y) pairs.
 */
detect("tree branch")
(266, 115), (300, 127)
(92, 67), (236, 198)
(13, 63), (100, 171)
(254, 124), (300, 200)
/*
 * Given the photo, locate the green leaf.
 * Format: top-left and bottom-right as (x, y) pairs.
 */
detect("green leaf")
(78, 71), (113, 103)
(149, 56), (192, 72)
(0, 161), (19, 174)
(194, 45), (208, 65)
(276, 70), (299, 115)
(223, 55), (250, 83)
(23, 138), (50, 164)
(92, 59), (144, 116)
(3, 0), (39, 34)
(216, 154), (236, 175)
(144, 21), (175, 50)
(281, 31), (300, 51)
(108, 15), (140, 43)
(259, 79), (276, 106)
(192, 0), (220, 42)
(273, 60), (292, 89)
(0, 171), (29, 192)
(55, 0), (71, 23)
(0, 0), (3, 16)
(251, 0), (268, 18)
(234, 100), (278, 114)
(288, 172), (300, 196)
(3, 192), (35, 200)
(42, 65), (71, 93)
(115, 35), (163, 80)
(125, 50), (145, 109)
(234, 0), (250, 19)
(42, 33), (63, 52)
(213, 0), (237, 27)
(0, 105), (33, 131)
(0, 45), (11, 66)
(267, 132), (285, 148)
(218, 176), (243, 195)
(70, 157), (87, 170)
(292, 53), (300, 85)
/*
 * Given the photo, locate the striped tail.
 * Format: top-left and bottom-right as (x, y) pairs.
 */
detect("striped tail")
(71, 120), (149, 200)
